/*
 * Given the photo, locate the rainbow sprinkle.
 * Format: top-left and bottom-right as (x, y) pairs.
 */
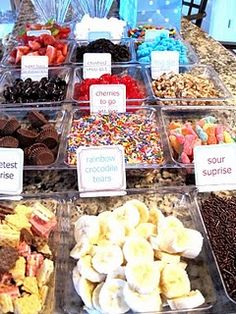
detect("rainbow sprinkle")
(66, 111), (164, 166)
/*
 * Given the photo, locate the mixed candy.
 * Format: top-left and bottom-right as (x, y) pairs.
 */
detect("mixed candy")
(136, 33), (188, 64)
(0, 201), (57, 314)
(66, 111), (164, 166)
(128, 25), (177, 39)
(73, 73), (146, 104)
(72, 39), (131, 63)
(167, 115), (236, 164)
(18, 20), (71, 40)
(8, 34), (69, 65)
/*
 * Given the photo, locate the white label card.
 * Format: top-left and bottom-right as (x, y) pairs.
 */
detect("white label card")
(151, 51), (179, 79)
(0, 148), (23, 195)
(90, 84), (126, 114)
(26, 30), (51, 37)
(21, 56), (48, 81)
(145, 29), (169, 41)
(77, 145), (126, 197)
(83, 53), (111, 79)
(194, 144), (236, 192)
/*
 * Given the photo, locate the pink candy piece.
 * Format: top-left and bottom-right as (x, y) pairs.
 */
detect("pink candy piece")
(180, 151), (191, 164)
(182, 122), (198, 138)
(26, 253), (44, 277)
(183, 134), (195, 156)
(216, 125), (224, 143)
(174, 133), (185, 145)
(205, 125), (217, 145)
(169, 135), (182, 154)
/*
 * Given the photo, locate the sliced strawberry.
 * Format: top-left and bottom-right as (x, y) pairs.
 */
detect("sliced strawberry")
(15, 49), (24, 64)
(38, 47), (47, 55)
(0, 285), (20, 298)
(26, 253), (44, 277)
(17, 45), (30, 54)
(9, 48), (17, 58)
(41, 34), (56, 46)
(61, 43), (68, 56)
(45, 45), (56, 64)
(55, 54), (65, 65)
(27, 51), (40, 56)
(28, 40), (41, 51)
(54, 42), (63, 50)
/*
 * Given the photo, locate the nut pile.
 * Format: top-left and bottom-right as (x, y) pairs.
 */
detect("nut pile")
(0, 110), (60, 165)
(151, 72), (220, 105)
(3, 77), (67, 104)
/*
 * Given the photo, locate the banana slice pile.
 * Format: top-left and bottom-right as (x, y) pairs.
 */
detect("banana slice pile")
(70, 199), (205, 313)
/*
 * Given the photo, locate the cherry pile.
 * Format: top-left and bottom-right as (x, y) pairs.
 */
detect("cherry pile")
(8, 34), (68, 65)
(73, 73), (146, 103)
(3, 77), (67, 103)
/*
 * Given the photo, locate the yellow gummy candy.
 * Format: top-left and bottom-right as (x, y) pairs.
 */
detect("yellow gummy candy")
(5, 214), (31, 231)
(14, 204), (33, 218)
(223, 131), (234, 143)
(23, 277), (39, 295)
(10, 257), (26, 285)
(14, 294), (42, 314)
(0, 294), (14, 313)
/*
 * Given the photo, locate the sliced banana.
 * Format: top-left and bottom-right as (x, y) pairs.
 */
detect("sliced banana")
(70, 237), (92, 260)
(160, 264), (191, 299)
(99, 217), (125, 246)
(135, 223), (157, 239)
(167, 289), (205, 310)
(74, 215), (100, 244)
(92, 243), (123, 274)
(149, 235), (160, 250)
(125, 261), (160, 294)
(92, 282), (104, 312)
(72, 267), (81, 296)
(158, 227), (189, 254)
(178, 261), (188, 270)
(125, 199), (149, 223)
(79, 277), (96, 309)
(99, 279), (129, 314)
(123, 283), (162, 312)
(123, 236), (154, 262)
(113, 204), (140, 227)
(106, 266), (126, 281)
(77, 255), (106, 283)
(148, 207), (165, 225)
(158, 215), (184, 232)
(181, 228), (203, 259)
(155, 250), (181, 264)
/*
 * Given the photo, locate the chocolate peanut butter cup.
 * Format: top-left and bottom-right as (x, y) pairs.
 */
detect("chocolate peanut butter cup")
(30, 146), (55, 165)
(2, 118), (20, 135)
(0, 136), (19, 148)
(37, 127), (59, 149)
(28, 111), (48, 128)
(16, 128), (38, 147)
(0, 118), (8, 134)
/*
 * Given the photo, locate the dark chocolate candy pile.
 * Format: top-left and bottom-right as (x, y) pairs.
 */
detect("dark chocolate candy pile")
(74, 38), (131, 62)
(3, 76), (67, 103)
(0, 110), (59, 165)
(201, 194), (236, 301)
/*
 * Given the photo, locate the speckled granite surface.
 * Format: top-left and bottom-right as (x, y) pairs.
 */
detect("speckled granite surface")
(9, 0), (236, 193)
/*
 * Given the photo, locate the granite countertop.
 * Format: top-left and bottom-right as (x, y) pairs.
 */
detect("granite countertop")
(10, 0), (236, 193)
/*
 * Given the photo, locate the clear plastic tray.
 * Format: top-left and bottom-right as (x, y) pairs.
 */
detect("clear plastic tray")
(194, 192), (236, 312)
(144, 64), (232, 105)
(0, 66), (72, 107)
(63, 106), (167, 169)
(0, 193), (67, 314)
(62, 186), (216, 313)
(134, 38), (199, 65)
(71, 64), (149, 105)
(161, 106), (236, 168)
(0, 39), (74, 68)
(69, 38), (136, 65)
(0, 106), (69, 169)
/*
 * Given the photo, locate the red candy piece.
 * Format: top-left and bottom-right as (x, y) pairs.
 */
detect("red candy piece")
(18, 241), (31, 257)
(26, 253), (44, 277)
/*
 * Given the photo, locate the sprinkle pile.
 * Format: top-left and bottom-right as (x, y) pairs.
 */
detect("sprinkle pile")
(66, 111), (164, 165)
(136, 34), (188, 64)
(128, 25), (177, 40)
(167, 115), (236, 164)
